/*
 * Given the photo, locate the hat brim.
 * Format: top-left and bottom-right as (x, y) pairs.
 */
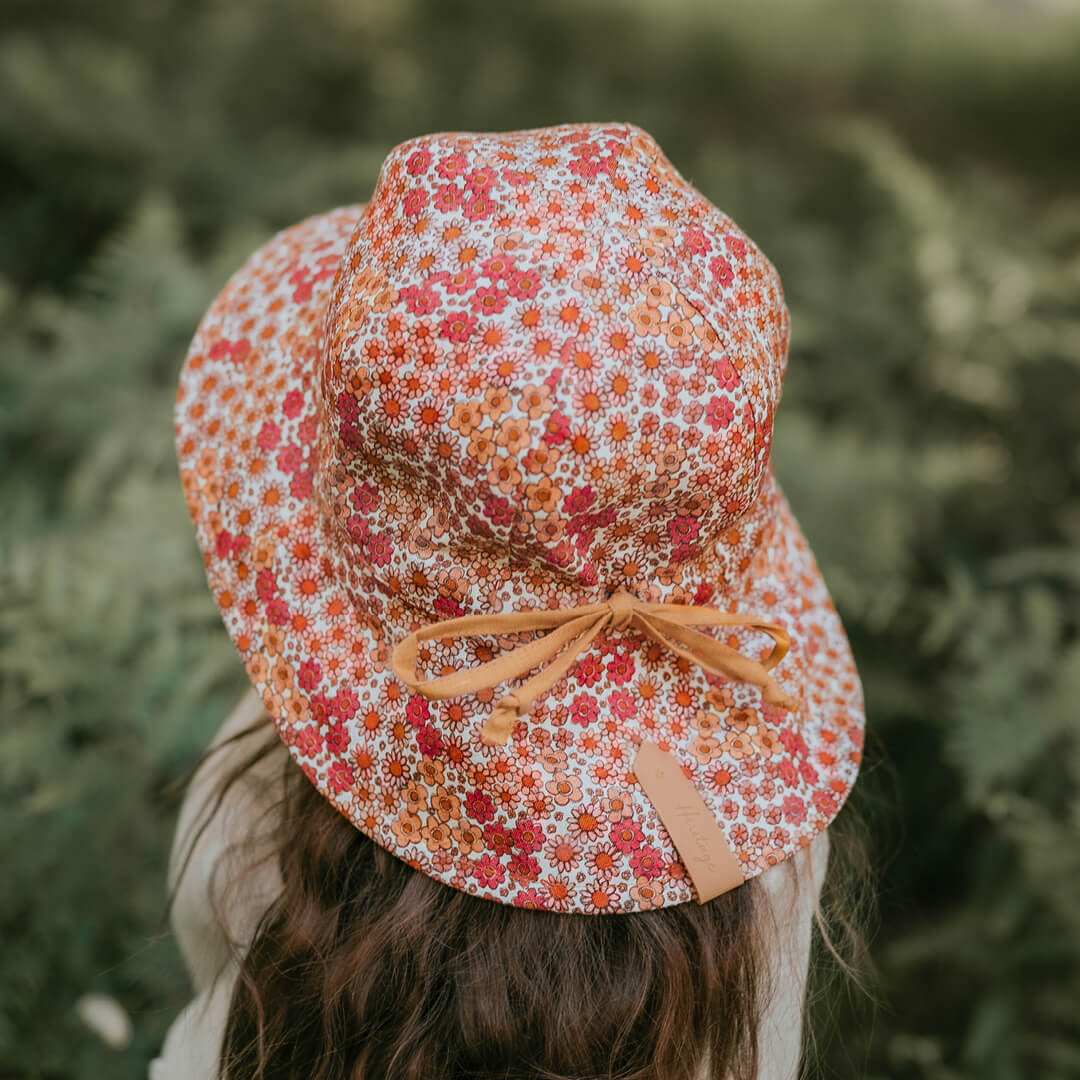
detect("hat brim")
(176, 204), (865, 913)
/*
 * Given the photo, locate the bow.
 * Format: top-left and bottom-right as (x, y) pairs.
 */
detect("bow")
(391, 588), (803, 746)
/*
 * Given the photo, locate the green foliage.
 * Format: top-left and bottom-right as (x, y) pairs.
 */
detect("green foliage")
(1, 1), (1078, 1076)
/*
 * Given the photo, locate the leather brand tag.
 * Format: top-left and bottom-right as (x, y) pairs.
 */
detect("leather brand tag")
(631, 739), (745, 903)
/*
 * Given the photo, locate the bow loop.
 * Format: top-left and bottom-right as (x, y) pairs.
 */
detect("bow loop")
(391, 588), (803, 746)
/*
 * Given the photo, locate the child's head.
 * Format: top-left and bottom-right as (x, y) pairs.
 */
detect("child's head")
(174, 121), (873, 1078)
(187, 714), (869, 1080)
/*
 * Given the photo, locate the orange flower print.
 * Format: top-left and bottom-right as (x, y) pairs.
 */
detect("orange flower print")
(390, 811), (424, 846)
(451, 820), (485, 855)
(629, 302), (663, 336)
(448, 399), (482, 435)
(479, 384), (513, 420)
(416, 756), (446, 786)
(518, 382), (552, 418)
(751, 726), (784, 758)
(420, 814), (455, 853)
(689, 735), (722, 765)
(521, 440), (560, 476)
(545, 770), (584, 806)
(630, 876), (665, 910)
(495, 414), (530, 455)
(402, 779), (428, 815)
(642, 277), (673, 308)
(466, 426), (498, 465)
(720, 731), (754, 760)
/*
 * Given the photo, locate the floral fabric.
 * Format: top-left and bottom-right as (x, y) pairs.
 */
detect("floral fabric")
(175, 121), (865, 913)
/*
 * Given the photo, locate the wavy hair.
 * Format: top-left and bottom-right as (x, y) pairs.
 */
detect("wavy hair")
(166, 708), (880, 1080)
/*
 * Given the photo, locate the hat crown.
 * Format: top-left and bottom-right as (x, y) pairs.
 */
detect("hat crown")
(317, 123), (790, 623)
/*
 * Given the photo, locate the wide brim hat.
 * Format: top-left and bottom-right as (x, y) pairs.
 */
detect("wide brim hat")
(175, 121), (865, 914)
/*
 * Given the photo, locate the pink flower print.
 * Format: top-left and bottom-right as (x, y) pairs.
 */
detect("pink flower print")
(714, 356), (739, 391)
(282, 388), (303, 418)
(609, 819), (644, 853)
(436, 151), (468, 180)
(484, 819), (517, 857)
(215, 529), (233, 559)
(399, 285), (440, 316)
(208, 336), (251, 366)
(609, 689), (636, 721)
(574, 654), (604, 688)
(501, 166), (533, 186)
(466, 166), (497, 193)
(465, 788), (496, 824)
(543, 409), (572, 445)
(365, 531), (392, 566)
(433, 595), (464, 620)
(606, 651), (636, 686)
(405, 695), (430, 727)
(309, 693), (331, 727)
(298, 658), (321, 691)
(693, 581), (716, 607)
(296, 723), (323, 758)
(405, 147), (432, 175)
(402, 187), (428, 218)
(630, 845), (665, 879)
(433, 183), (463, 213)
(473, 853), (506, 887)
(327, 760), (354, 794)
(256, 421), (281, 451)
(780, 727), (809, 760)
(438, 311), (478, 342)
(564, 484), (596, 515)
(705, 395), (735, 431)
(724, 233), (747, 257)
(512, 818), (546, 854)
(507, 851), (542, 882)
(587, 842), (623, 879)
(326, 722), (349, 755)
(462, 193), (496, 221)
(682, 225), (711, 255)
(254, 570), (276, 604)
(513, 888), (549, 910)
(507, 268), (541, 300)
(265, 598), (289, 626)
(668, 514), (701, 550)
(345, 513), (369, 545)
(569, 155), (603, 180)
(800, 760), (820, 785)
(569, 694), (599, 728)
(351, 481), (380, 513)
(630, 877), (665, 909)
(481, 253), (516, 281)
(332, 687), (360, 721)
(710, 255), (734, 286)
(783, 795), (807, 825)
(416, 723), (443, 757)
(470, 285), (509, 317)
(429, 267), (478, 295)
(276, 443), (303, 473)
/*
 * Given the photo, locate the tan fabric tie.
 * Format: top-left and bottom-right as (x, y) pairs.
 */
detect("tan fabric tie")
(391, 588), (804, 746)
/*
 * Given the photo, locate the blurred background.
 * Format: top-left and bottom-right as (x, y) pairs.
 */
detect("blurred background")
(2, 0), (1079, 1076)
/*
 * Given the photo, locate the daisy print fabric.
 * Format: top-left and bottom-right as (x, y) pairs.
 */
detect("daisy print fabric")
(175, 121), (865, 913)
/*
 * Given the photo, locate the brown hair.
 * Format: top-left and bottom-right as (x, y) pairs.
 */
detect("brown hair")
(168, 710), (879, 1080)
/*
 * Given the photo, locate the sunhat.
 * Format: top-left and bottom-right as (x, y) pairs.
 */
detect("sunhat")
(175, 121), (865, 913)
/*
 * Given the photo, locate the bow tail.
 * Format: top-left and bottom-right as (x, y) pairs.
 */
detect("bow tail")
(637, 612), (803, 713)
(480, 613), (612, 745)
